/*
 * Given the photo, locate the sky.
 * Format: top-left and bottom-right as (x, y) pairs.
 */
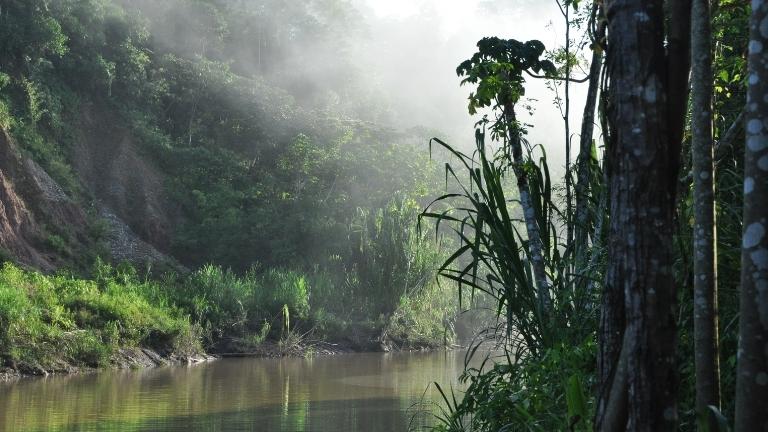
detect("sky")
(353, 0), (591, 172)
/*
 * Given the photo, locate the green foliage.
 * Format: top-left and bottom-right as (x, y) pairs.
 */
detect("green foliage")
(170, 265), (345, 346)
(176, 264), (255, 340)
(260, 269), (310, 321)
(46, 233), (69, 256)
(11, 122), (82, 195)
(0, 98), (13, 130)
(566, 373), (589, 432)
(0, 262), (197, 369)
(434, 340), (596, 432)
(424, 126), (600, 429)
(0, 0), (69, 73)
(0, 0), (458, 365)
(348, 196), (445, 316)
(457, 37), (556, 114)
(712, 0), (749, 118)
(430, 2), (749, 428)
(383, 277), (457, 349)
(0, 0), (446, 278)
(423, 131), (597, 357)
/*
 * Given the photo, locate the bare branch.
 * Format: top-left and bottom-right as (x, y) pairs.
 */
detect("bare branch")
(524, 69), (591, 83)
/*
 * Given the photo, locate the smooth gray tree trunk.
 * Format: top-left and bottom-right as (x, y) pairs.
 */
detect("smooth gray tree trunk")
(734, 1), (768, 429)
(504, 106), (552, 323)
(691, 0), (721, 428)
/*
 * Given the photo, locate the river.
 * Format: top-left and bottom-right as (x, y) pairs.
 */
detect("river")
(0, 350), (487, 431)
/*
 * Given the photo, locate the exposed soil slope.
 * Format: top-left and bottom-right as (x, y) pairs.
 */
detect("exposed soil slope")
(0, 107), (182, 271)
(0, 130), (87, 270)
(74, 104), (178, 253)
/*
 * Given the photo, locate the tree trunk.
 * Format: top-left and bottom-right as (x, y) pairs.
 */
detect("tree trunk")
(596, 0), (690, 430)
(691, 0), (721, 428)
(563, 1), (574, 259)
(504, 105), (552, 323)
(575, 7), (606, 276)
(734, 1), (768, 429)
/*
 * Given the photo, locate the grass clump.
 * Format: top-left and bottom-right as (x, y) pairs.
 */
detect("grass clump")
(0, 262), (199, 370)
(173, 265), (311, 348)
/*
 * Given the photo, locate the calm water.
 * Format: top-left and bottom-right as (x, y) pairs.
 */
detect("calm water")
(0, 350), (484, 432)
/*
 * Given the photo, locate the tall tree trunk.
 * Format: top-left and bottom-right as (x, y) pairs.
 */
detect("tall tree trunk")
(504, 105), (552, 323)
(596, 0), (690, 430)
(691, 0), (721, 428)
(575, 6), (606, 276)
(563, 1), (574, 258)
(734, 1), (768, 429)
(667, 1), (694, 154)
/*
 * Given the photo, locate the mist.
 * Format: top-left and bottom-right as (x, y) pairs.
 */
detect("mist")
(351, 0), (590, 172)
(119, 0), (589, 174)
(0, 2), (753, 429)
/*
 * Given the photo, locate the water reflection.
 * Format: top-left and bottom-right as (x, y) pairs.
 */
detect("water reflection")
(0, 350), (482, 431)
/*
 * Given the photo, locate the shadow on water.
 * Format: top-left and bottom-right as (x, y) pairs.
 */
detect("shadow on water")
(0, 350), (485, 431)
(23, 398), (421, 432)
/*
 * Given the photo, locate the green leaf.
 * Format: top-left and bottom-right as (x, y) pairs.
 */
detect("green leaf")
(565, 374), (588, 431)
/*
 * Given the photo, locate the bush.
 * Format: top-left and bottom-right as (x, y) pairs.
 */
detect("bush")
(171, 265), (312, 345)
(384, 279), (457, 349)
(434, 340), (596, 432)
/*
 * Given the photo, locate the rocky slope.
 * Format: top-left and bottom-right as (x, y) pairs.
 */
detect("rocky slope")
(73, 105), (179, 254)
(0, 114), (180, 271)
(0, 129), (87, 270)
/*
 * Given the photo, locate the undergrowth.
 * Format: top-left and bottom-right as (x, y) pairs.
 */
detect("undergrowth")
(0, 262), (197, 369)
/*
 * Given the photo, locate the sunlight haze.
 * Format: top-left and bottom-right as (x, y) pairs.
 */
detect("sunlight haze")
(357, 0), (590, 172)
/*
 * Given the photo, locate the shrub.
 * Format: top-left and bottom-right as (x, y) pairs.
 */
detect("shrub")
(434, 340), (596, 432)
(384, 279), (457, 349)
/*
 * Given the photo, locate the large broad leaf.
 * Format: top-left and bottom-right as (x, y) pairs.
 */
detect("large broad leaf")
(565, 373), (588, 431)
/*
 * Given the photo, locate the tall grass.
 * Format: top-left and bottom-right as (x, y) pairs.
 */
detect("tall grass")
(0, 195), (458, 369)
(423, 129), (598, 355)
(423, 129), (601, 431)
(348, 195), (447, 317)
(0, 262), (197, 369)
(172, 265), (311, 347)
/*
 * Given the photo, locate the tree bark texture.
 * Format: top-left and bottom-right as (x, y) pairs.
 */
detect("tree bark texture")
(597, 0), (690, 430)
(691, 0), (722, 428)
(734, 1), (768, 430)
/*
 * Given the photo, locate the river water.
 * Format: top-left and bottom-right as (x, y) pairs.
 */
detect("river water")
(0, 350), (485, 431)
